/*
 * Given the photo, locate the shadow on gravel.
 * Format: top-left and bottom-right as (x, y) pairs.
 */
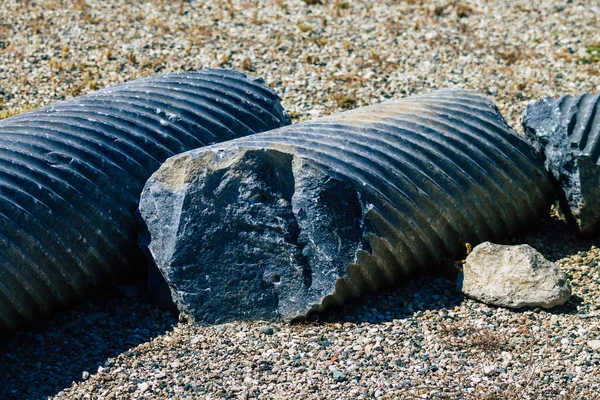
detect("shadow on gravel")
(518, 215), (599, 264)
(317, 213), (598, 325)
(517, 214), (600, 317)
(319, 274), (467, 325)
(0, 281), (178, 400)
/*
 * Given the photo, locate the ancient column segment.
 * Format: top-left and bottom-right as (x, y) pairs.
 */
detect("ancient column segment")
(0, 69), (290, 331)
(140, 89), (554, 324)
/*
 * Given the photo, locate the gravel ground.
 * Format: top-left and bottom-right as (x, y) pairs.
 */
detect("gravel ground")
(1, 0), (600, 399)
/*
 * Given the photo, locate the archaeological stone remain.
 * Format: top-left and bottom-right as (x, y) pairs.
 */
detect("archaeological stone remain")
(0, 69), (290, 332)
(139, 89), (555, 324)
(524, 93), (600, 237)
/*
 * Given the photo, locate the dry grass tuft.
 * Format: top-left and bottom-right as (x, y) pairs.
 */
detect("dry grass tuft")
(0, 105), (36, 120)
(241, 58), (254, 71)
(332, 94), (357, 109)
(434, 2), (453, 17)
(335, 1), (349, 10)
(496, 48), (524, 66)
(439, 322), (507, 352)
(456, 3), (473, 18)
(297, 22), (313, 33)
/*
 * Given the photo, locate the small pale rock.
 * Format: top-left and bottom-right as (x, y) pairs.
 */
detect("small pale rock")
(482, 364), (497, 376)
(486, 87), (498, 96)
(238, 389), (249, 400)
(458, 242), (571, 309)
(81, 371), (90, 380)
(588, 340), (600, 351)
(425, 31), (438, 40)
(138, 382), (150, 393)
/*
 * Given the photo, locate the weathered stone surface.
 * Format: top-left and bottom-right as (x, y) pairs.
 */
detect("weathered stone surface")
(139, 90), (553, 324)
(0, 69), (290, 332)
(523, 93), (600, 236)
(139, 149), (368, 323)
(458, 242), (571, 309)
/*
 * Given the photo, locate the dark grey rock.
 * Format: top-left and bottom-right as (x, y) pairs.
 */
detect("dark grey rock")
(139, 149), (367, 324)
(140, 90), (553, 325)
(258, 325), (274, 335)
(523, 93), (600, 236)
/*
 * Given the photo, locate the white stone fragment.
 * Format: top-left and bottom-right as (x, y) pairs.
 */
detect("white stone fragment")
(458, 242), (571, 309)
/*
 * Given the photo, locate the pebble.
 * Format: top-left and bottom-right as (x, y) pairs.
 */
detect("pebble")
(483, 364), (498, 376)
(587, 340), (600, 351)
(332, 370), (347, 382)
(258, 325), (274, 335)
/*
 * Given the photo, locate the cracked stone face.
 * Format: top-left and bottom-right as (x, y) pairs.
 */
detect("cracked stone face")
(139, 89), (556, 325)
(139, 148), (368, 323)
(523, 94), (600, 236)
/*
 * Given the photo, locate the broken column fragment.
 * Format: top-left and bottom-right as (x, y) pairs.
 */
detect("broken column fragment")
(139, 89), (554, 324)
(523, 93), (600, 236)
(0, 69), (290, 332)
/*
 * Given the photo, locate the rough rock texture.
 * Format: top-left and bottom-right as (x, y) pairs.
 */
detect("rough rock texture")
(139, 90), (553, 324)
(523, 94), (600, 236)
(139, 149), (367, 323)
(458, 242), (571, 309)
